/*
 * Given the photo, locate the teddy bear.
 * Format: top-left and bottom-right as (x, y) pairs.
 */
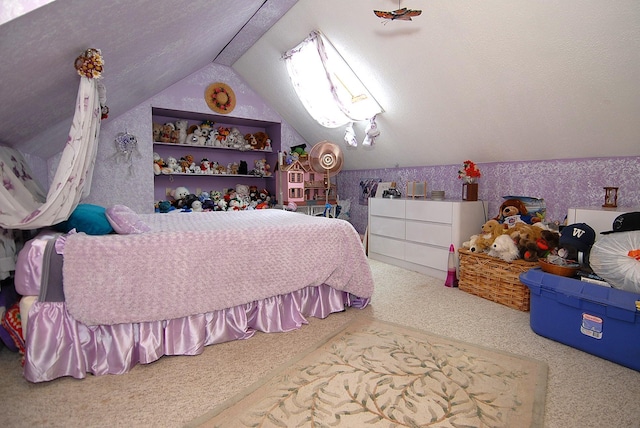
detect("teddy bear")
(159, 123), (173, 143)
(494, 198), (541, 226)
(469, 219), (505, 253)
(153, 123), (163, 142)
(251, 132), (270, 151)
(227, 162), (239, 175)
(169, 186), (190, 208)
(487, 234), (520, 262)
(164, 156), (181, 174)
(174, 119), (189, 145)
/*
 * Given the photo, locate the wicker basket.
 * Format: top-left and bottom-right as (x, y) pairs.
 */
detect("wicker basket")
(458, 249), (537, 311)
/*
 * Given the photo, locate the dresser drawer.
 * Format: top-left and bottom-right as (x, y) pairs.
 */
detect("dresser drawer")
(405, 200), (452, 224)
(369, 198), (405, 218)
(369, 235), (404, 260)
(370, 216), (405, 239)
(404, 242), (448, 270)
(405, 220), (452, 247)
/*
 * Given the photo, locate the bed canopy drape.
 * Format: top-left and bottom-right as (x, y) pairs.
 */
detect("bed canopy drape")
(0, 48), (107, 279)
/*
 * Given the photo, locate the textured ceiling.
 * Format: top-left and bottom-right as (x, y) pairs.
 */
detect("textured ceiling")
(0, 0), (296, 159)
(234, 0), (640, 170)
(1, 0), (639, 170)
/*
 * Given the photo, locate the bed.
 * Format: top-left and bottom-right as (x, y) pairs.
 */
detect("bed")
(13, 207), (374, 383)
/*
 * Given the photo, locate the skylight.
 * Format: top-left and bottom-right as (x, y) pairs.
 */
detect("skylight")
(0, 0), (55, 26)
(283, 31), (382, 141)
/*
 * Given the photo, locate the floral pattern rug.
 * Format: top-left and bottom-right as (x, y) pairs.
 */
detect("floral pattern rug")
(195, 318), (547, 427)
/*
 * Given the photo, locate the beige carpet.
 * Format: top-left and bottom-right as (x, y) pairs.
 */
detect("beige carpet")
(190, 318), (547, 428)
(2, 259), (640, 427)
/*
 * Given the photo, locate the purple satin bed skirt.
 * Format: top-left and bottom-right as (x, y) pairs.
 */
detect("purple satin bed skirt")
(23, 284), (369, 383)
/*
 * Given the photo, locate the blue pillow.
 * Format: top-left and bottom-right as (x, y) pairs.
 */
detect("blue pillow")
(54, 204), (114, 235)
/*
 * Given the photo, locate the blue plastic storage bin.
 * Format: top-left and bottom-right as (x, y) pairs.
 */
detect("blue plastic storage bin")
(520, 268), (640, 371)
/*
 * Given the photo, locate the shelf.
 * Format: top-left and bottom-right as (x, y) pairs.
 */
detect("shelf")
(152, 107), (280, 128)
(157, 173), (273, 178)
(153, 141), (273, 154)
(152, 107), (281, 204)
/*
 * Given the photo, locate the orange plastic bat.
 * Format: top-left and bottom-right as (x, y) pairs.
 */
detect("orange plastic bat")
(373, 7), (422, 21)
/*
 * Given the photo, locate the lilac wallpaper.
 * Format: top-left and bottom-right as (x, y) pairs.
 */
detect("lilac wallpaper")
(76, 63), (308, 213)
(45, 61), (637, 231)
(338, 156), (640, 235)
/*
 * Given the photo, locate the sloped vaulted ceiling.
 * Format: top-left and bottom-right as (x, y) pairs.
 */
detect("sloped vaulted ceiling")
(1, 0), (639, 170)
(0, 0), (297, 159)
(233, 0), (640, 170)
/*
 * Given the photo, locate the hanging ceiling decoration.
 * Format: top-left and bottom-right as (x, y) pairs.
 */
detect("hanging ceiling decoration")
(374, 1), (422, 22)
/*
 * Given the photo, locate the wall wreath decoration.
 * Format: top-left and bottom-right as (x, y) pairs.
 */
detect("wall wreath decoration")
(205, 82), (236, 114)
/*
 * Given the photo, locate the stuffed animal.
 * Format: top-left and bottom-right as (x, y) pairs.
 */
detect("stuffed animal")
(253, 158), (267, 177)
(191, 200), (203, 212)
(469, 219), (505, 253)
(199, 158), (211, 174)
(165, 156), (181, 174)
(462, 234), (479, 250)
(257, 188), (271, 207)
(185, 126), (206, 145)
(521, 229), (560, 262)
(252, 132), (270, 151)
(487, 234), (520, 262)
(494, 198), (541, 225)
(159, 123), (173, 143)
(174, 120), (189, 145)
(508, 222), (544, 242)
(228, 128), (250, 150)
(157, 200), (172, 213)
(169, 126), (180, 144)
(216, 127), (230, 146)
(153, 123), (163, 142)
(169, 186), (190, 208)
(153, 152), (168, 175)
(236, 184), (250, 203)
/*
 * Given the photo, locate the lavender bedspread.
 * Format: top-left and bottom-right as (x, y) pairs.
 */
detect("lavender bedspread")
(62, 210), (373, 325)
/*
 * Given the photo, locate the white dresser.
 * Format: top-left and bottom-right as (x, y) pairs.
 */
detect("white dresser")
(368, 198), (488, 279)
(566, 206), (640, 239)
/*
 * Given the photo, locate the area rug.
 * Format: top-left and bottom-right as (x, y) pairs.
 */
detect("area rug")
(190, 318), (547, 427)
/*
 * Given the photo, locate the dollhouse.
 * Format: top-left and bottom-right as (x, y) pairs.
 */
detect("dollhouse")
(276, 157), (337, 207)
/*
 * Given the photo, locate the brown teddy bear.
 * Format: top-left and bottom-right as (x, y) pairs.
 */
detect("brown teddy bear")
(494, 198), (541, 226)
(251, 131), (270, 150)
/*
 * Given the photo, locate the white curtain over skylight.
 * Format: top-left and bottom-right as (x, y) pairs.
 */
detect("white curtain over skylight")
(283, 31), (382, 146)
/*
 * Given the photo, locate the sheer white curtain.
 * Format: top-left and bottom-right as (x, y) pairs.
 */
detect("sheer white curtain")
(0, 76), (103, 230)
(0, 62), (105, 279)
(283, 31), (382, 146)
